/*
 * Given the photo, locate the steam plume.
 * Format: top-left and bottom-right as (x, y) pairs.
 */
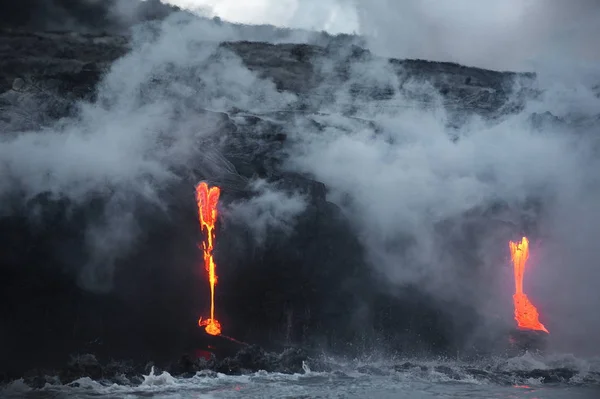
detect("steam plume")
(1, 0), (599, 354)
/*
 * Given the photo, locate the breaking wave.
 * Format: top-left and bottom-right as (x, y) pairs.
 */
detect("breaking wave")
(2, 351), (599, 398)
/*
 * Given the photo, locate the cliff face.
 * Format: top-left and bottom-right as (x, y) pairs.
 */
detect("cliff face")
(0, 15), (547, 376)
(0, 28), (536, 133)
(0, 0), (177, 33)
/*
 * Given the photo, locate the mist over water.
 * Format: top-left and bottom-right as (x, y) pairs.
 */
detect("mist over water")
(1, 2), (600, 390)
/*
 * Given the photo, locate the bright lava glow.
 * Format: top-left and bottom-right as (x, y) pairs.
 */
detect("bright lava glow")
(509, 237), (549, 333)
(195, 181), (222, 336)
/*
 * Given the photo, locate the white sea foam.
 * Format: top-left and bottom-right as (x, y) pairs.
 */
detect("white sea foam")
(2, 352), (598, 399)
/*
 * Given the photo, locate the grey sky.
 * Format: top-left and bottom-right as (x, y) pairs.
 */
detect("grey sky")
(163, 0), (600, 71)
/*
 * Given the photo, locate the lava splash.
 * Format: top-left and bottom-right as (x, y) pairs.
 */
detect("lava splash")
(195, 182), (222, 336)
(509, 237), (549, 333)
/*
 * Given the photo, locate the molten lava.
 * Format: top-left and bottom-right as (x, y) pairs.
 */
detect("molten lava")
(509, 237), (549, 333)
(195, 182), (222, 336)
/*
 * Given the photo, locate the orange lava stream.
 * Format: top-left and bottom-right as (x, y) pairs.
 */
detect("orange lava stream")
(195, 182), (222, 336)
(509, 237), (549, 333)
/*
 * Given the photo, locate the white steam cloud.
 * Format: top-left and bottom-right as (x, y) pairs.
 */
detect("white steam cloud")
(1, 1), (599, 354)
(0, 13), (300, 290)
(283, 49), (600, 354)
(150, 2), (600, 353)
(289, 75), (600, 350)
(1, 18), (292, 200)
(165, 0), (600, 71)
(354, 0), (600, 71)
(163, 0), (358, 34)
(225, 179), (307, 246)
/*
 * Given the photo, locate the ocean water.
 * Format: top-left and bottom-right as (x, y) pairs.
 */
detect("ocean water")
(3, 352), (599, 399)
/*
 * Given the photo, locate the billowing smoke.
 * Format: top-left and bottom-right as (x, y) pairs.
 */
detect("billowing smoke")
(353, 0), (600, 70)
(161, 0), (600, 354)
(2, 0), (600, 356)
(225, 179), (307, 246)
(164, 0), (358, 34)
(165, 0), (600, 71)
(285, 52), (600, 353)
(0, 12), (301, 291)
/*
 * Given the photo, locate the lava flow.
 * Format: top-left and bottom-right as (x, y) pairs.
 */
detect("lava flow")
(509, 237), (549, 333)
(195, 181), (222, 336)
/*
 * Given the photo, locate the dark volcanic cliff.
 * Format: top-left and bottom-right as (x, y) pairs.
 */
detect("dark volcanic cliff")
(0, 14), (548, 378)
(0, 28), (536, 133)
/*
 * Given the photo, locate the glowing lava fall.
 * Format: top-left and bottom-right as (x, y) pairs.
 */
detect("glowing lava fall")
(509, 237), (549, 334)
(195, 182), (222, 336)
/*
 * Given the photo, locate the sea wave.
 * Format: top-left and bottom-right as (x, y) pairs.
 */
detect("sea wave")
(2, 351), (599, 399)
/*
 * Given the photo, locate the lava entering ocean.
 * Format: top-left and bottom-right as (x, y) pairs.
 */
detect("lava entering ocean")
(509, 237), (549, 333)
(196, 182), (222, 336)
